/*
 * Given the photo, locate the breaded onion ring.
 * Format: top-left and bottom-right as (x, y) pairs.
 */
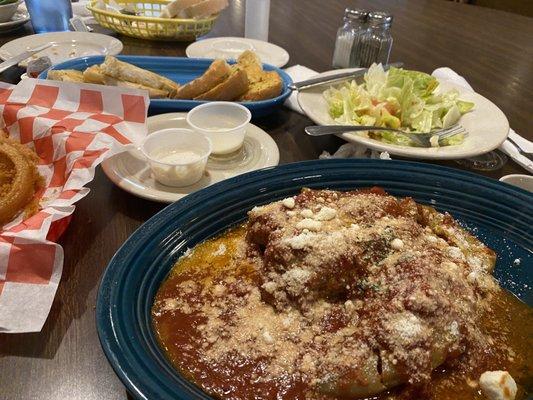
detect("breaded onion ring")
(0, 136), (42, 225)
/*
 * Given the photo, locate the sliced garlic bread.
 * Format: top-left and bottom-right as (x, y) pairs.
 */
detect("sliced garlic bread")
(47, 69), (84, 83)
(195, 67), (249, 101)
(236, 50), (283, 101)
(239, 70), (282, 101)
(82, 65), (106, 84)
(174, 58), (231, 99)
(103, 76), (168, 99)
(236, 50), (263, 84)
(100, 56), (180, 97)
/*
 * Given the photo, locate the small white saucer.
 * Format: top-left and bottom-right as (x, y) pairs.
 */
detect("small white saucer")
(499, 174), (533, 193)
(0, 9), (29, 32)
(101, 112), (280, 203)
(186, 37), (289, 68)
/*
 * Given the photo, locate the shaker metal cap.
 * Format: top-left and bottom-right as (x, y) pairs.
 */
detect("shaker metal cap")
(367, 11), (393, 25)
(345, 8), (368, 21)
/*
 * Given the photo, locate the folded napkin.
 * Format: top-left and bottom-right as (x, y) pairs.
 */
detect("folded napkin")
(500, 138), (533, 173)
(283, 65), (390, 160)
(283, 64), (532, 173)
(432, 67), (532, 174)
(283, 65), (319, 114)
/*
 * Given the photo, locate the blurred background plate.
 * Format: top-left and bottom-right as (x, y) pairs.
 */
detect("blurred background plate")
(40, 55), (293, 117)
(186, 37), (289, 68)
(0, 9), (29, 33)
(96, 159), (532, 400)
(0, 31), (123, 67)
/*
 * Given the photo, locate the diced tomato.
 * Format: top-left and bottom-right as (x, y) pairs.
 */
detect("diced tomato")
(384, 102), (398, 115)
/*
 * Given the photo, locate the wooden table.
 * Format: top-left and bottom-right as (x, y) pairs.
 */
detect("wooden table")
(0, 1), (531, 399)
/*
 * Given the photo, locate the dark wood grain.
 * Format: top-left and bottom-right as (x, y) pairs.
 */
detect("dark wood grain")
(0, 1), (531, 399)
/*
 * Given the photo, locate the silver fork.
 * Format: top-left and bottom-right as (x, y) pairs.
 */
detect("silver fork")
(305, 124), (467, 147)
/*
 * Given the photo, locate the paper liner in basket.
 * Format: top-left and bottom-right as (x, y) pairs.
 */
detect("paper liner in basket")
(0, 79), (148, 333)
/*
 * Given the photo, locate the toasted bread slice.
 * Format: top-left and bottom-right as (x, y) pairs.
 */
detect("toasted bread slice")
(236, 50), (263, 84)
(83, 65), (106, 84)
(182, 0), (228, 18)
(47, 69), (84, 83)
(160, 0), (201, 18)
(239, 70), (283, 101)
(102, 76), (168, 99)
(194, 67), (248, 101)
(174, 58), (231, 99)
(100, 56), (179, 97)
(236, 51), (283, 101)
(237, 50), (261, 66)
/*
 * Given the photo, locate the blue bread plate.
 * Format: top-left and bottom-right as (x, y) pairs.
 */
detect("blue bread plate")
(96, 159), (532, 400)
(38, 55), (292, 117)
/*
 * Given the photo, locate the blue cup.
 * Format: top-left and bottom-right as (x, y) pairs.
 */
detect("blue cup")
(24, 0), (73, 33)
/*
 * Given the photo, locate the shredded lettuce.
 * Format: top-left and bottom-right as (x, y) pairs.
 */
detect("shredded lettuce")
(323, 64), (475, 147)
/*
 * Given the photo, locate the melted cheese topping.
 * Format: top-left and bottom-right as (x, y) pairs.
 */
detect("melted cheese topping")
(152, 188), (532, 400)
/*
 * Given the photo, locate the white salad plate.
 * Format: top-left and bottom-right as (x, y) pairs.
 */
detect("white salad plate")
(102, 112), (280, 203)
(0, 9), (29, 32)
(186, 37), (289, 68)
(499, 174), (533, 193)
(297, 68), (509, 160)
(0, 31), (123, 67)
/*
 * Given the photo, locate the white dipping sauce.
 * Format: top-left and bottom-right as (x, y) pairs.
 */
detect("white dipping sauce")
(150, 149), (206, 187)
(155, 150), (202, 164)
(195, 118), (246, 154)
(187, 102), (251, 155)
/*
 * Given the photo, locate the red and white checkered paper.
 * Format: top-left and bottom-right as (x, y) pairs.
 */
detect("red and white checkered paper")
(0, 78), (148, 333)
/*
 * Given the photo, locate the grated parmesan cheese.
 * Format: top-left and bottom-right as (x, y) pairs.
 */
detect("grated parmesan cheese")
(213, 243), (226, 256)
(282, 197), (295, 209)
(447, 246), (465, 260)
(300, 209), (314, 218)
(391, 238), (404, 250)
(314, 206), (337, 221)
(283, 232), (317, 249)
(296, 218), (322, 231)
(388, 312), (425, 344)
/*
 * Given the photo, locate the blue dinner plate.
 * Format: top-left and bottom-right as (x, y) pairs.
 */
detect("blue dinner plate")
(38, 55), (292, 117)
(96, 159), (532, 400)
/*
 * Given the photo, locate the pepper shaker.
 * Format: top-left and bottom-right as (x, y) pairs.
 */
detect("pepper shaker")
(332, 8), (368, 69)
(359, 12), (393, 67)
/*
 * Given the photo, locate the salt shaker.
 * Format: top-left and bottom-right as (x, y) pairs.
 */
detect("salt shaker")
(359, 12), (393, 68)
(332, 8), (368, 69)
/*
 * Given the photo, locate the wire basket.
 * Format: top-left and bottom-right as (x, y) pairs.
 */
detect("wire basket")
(87, 0), (219, 41)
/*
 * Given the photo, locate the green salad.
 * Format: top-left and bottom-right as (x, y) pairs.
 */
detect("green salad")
(323, 64), (474, 146)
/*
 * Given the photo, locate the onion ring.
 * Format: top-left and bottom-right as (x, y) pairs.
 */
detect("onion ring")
(0, 136), (42, 225)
